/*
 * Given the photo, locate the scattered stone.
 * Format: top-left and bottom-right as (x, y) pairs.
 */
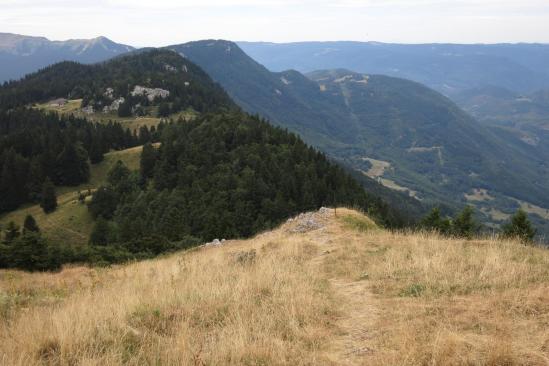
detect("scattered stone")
(131, 85), (170, 102)
(81, 105), (94, 114)
(287, 207), (333, 233)
(103, 87), (114, 99)
(103, 97), (125, 113)
(164, 63), (177, 72)
(318, 207), (331, 215)
(205, 238), (225, 247)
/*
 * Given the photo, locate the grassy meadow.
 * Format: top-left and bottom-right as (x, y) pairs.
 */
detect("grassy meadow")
(0, 208), (548, 365)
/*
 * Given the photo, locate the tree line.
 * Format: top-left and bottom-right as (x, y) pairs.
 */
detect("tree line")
(420, 205), (537, 243)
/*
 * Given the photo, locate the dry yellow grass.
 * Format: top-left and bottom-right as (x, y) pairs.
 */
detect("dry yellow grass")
(1, 208), (548, 365)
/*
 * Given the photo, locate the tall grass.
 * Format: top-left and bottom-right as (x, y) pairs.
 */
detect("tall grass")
(1, 208), (548, 365)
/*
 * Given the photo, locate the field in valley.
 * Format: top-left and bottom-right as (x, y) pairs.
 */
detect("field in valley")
(1, 208), (548, 365)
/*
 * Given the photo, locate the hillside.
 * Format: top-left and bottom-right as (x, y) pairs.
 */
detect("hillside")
(453, 86), (549, 155)
(173, 40), (549, 231)
(0, 145), (147, 247)
(0, 49), (236, 215)
(1, 49), (411, 270)
(0, 48), (236, 113)
(1, 208), (548, 365)
(0, 33), (133, 83)
(238, 41), (549, 95)
(170, 41), (426, 220)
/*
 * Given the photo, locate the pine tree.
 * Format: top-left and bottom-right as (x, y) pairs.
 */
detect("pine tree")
(26, 158), (44, 202)
(40, 178), (58, 213)
(0, 149), (21, 212)
(89, 217), (111, 246)
(140, 143), (157, 180)
(451, 206), (478, 239)
(502, 209), (536, 243)
(420, 207), (451, 234)
(9, 232), (53, 271)
(3, 221), (20, 243)
(117, 100), (132, 117)
(157, 102), (171, 117)
(89, 138), (104, 164)
(55, 142), (90, 186)
(23, 214), (40, 234)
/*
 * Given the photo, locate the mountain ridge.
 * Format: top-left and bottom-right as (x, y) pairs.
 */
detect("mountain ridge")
(0, 33), (134, 82)
(238, 41), (549, 95)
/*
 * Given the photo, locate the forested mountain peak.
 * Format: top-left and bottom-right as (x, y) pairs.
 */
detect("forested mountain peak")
(0, 49), (236, 115)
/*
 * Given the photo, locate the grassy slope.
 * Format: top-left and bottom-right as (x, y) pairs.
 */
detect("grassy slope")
(1, 208), (548, 365)
(0, 145), (147, 247)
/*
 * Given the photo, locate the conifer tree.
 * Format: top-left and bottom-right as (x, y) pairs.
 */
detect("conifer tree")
(117, 100), (132, 117)
(56, 142), (90, 186)
(420, 207), (451, 234)
(9, 232), (52, 271)
(23, 215), (40, 234)
(0, 149), (21, 212)
(502, 209), (536, 243)
(3, 221), (20, 243)
(157, 102), (171, 117)
(451, 206), (478, 239)
(40, 178), (57, 213)
(26, 158), (44, 202)
(89, 138), (104, 164)
(140, 143), (157, 180)
(89, 217), (111, 246)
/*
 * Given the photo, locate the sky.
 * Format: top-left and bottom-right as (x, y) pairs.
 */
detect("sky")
(1, 0), (549, 46)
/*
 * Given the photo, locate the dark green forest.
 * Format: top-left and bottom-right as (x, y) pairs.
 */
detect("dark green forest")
(0, 108), (162, 213)
(87, 112), (405, 256)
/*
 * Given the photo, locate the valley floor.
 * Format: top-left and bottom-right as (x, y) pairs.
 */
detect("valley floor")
(1, 208), (548, 365)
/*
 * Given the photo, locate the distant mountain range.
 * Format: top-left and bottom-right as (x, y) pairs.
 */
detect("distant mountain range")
(0, 33), (134, 82)
(238, 41), (549, 96)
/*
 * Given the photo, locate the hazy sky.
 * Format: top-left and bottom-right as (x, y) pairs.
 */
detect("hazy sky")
(1, 0), (549, 46)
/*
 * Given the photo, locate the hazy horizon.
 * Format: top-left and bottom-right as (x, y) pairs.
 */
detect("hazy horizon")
(3, 31), (549, 48)
(1, 0), (549, 47)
